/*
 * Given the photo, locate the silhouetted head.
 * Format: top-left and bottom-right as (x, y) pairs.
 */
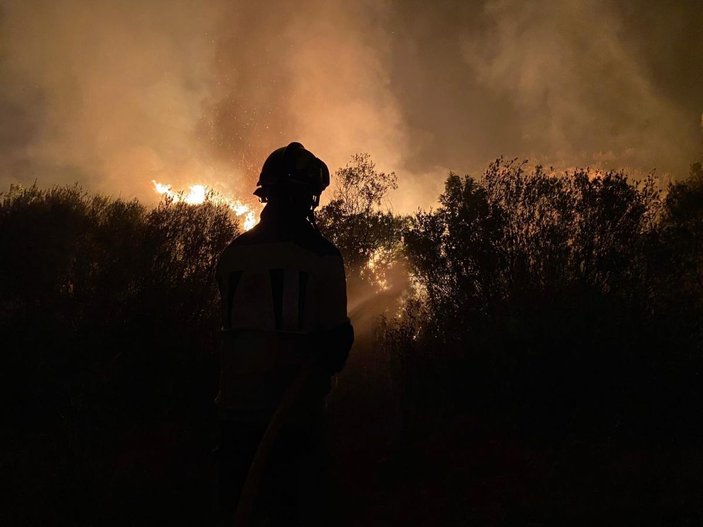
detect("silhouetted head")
(254, 142), (329, 219)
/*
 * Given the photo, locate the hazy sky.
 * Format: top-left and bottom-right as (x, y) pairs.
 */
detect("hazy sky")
(1, 0), (701, 211)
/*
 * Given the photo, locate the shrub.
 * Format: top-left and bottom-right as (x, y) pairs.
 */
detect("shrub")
(386, 158), (703, 438)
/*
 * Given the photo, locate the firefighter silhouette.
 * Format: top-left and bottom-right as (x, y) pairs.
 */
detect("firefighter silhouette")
(215, 142), (353, 525)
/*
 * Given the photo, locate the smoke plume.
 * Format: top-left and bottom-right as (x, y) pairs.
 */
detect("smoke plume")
(1, 0), (701, 210)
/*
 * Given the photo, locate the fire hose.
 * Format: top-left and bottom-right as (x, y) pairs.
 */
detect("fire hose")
(232, 356), (319, 527)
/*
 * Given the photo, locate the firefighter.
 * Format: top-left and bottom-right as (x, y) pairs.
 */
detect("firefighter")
(215, 142), (354, 525)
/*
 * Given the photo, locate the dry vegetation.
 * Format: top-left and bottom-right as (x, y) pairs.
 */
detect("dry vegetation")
(3, 158), (703, 525)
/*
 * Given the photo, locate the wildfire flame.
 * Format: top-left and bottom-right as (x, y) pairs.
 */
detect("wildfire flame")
(152, 180), (258, 231)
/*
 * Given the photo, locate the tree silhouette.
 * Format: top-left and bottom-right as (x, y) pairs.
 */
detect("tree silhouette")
(317, 153), (402, 290)
(3, 157), (703, 525)
(386, 158), (698, 437)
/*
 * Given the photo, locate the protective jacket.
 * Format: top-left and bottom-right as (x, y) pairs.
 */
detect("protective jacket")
(215, 203), (353, 420)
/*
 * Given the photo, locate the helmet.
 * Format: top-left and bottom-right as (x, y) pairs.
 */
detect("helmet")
(254, 142), (330, 202)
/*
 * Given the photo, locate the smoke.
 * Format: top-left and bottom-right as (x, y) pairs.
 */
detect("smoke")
(0, 1), (228, 199)
(457, 0), (700, 174)
(0, 0), (701, 210)
(200, 0), (406, 199)
(389, 0), (703, 193)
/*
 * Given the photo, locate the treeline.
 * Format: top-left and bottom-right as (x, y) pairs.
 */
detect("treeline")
(1, 186), (237, 525)
(2, 156), (703, 523)
(1, 186), (235, 423)
(384, 159), (703, 440)
(317, 155), (703, 439)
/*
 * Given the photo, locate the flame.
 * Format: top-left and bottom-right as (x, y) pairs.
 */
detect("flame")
(152, 180), (258, 231)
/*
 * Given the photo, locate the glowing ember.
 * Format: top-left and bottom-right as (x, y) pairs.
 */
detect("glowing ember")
(152, 180), (258, 231)
(366, 247), (392, 291)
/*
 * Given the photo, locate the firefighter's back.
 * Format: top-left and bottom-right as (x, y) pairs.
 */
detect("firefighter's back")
(216, 205), (347, 419)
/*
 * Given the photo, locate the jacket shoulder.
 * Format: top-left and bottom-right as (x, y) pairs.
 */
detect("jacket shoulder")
(225, 223), (341, 258)
(312, 234), (342, 258)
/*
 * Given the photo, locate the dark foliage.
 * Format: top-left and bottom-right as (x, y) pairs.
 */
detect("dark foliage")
(317, 153), (403, 291)
(3, 155), (703, 524)
(385, 159), (703, 442)
(1, 184), (237, 525)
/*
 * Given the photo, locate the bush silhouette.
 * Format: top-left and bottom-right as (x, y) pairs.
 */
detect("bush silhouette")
(3, 156), (703, 524)
(386, 158), (702, 438)
(317, 153), (403, 291)
(0, 184), (238, 525)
